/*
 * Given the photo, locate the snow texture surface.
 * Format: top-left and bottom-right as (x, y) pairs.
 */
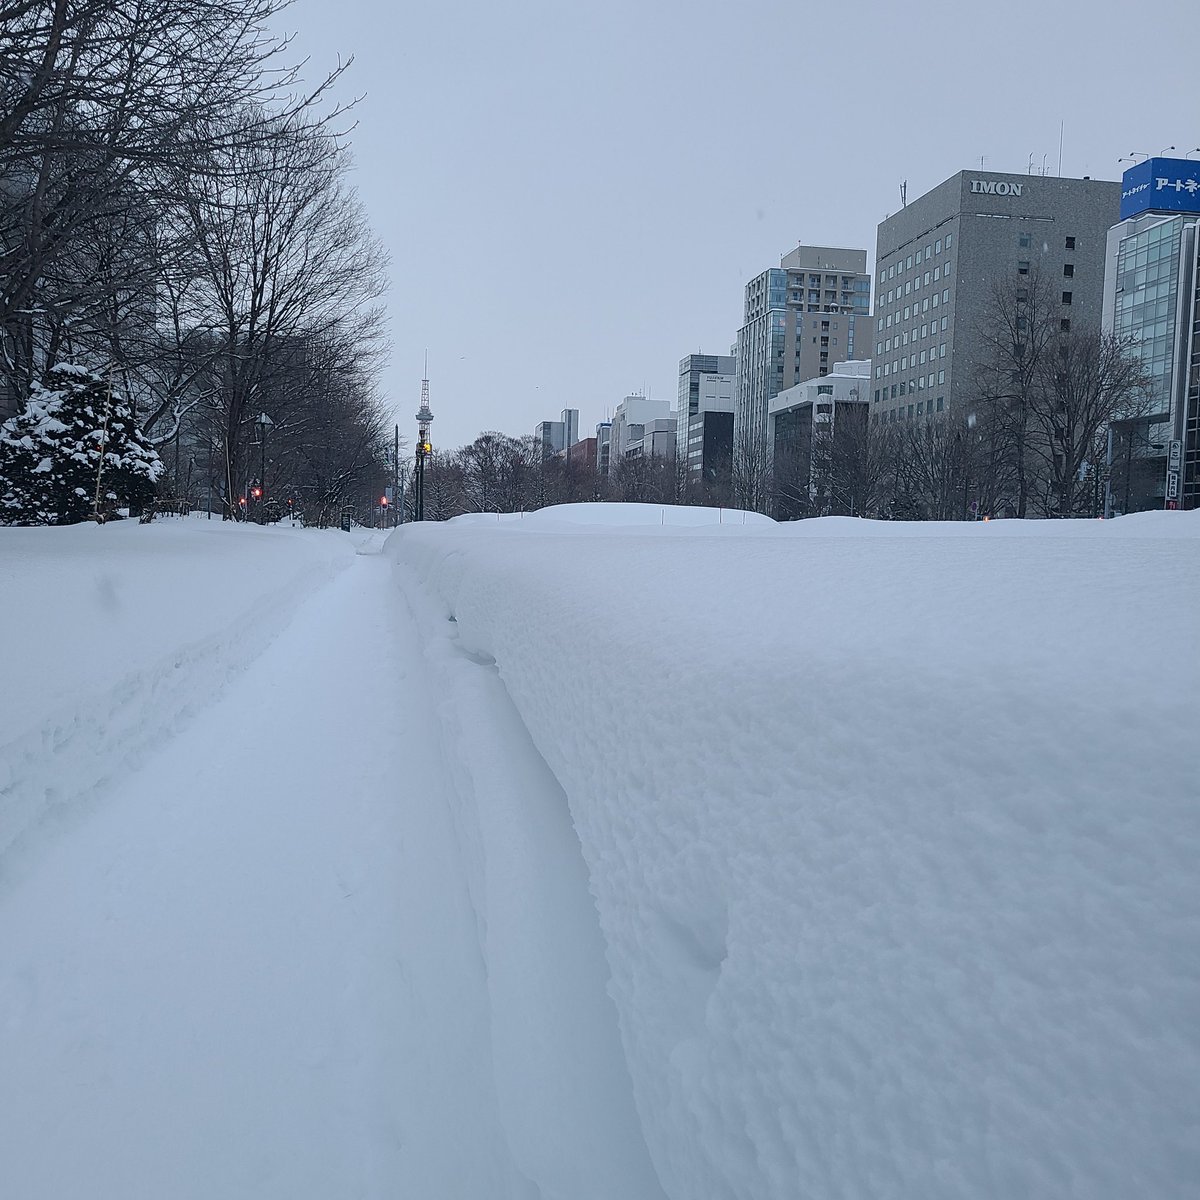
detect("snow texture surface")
(2, 508), (1197, 1199)
(391, 506), (1200, 1200)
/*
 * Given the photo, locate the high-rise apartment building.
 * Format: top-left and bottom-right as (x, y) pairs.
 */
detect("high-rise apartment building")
(735, 245), (870, 463)
(872, 170), (1119, 426)
(1102, 156), (1200, 513)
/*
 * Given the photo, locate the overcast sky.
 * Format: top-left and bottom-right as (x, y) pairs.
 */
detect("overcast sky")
(280, 0), (1199, 452)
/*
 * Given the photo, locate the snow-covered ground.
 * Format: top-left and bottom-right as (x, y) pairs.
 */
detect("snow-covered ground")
(2, 508), (1198, 1198)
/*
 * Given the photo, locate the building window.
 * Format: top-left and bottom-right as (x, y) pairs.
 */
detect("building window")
(939, 343), (946, 358)
(891, 384), (897, 398)
(936, 397), (944, 412)
(935, 238), (942, 253)
(932, 293), (939, 308)
(938, 370), (945, 384)
(933, 266), (940, 281)
(943, 260), (952, 279)
(925, 246), (932, 261)
(907, 405), (914, 419)
(1065, 236), (1075, 250)
(899, 381), (907, 396)
(941, 316), (948, 331)
(917, 402), (924, 416)
(1019, 234), (1031, 248)
(942, 289), (949, 303)
(919, 350), (927, 364)
(1062, 291), (1072, 304)
(906, 255), (913, 269)
(1060, 318), (1071, 332)
(905, 281), (912, 295)
(946, 233), (953, 248)
(1018, 261), (1030, 275)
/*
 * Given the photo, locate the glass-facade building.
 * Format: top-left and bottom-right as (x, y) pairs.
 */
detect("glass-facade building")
(734, 246), (870, 468)
(1103, 157), (1200, 513)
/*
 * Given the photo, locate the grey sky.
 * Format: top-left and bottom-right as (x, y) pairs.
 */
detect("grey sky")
(282, 0), (1199, 453)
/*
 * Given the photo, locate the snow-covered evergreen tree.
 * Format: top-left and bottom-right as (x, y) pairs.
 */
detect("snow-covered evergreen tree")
(0, 364), (163, 525)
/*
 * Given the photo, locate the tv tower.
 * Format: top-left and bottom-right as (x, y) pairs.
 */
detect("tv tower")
(413, 354), (434, 521)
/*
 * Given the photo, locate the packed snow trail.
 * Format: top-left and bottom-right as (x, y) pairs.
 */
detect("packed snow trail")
(0, 535), (662, 1200)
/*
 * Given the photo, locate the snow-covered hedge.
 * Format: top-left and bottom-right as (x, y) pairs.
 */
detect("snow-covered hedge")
(391, 505), (1200, 1200)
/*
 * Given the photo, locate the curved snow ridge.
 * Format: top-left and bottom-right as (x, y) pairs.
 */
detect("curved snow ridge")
(0, 521), (356, 873)
(388, 510), (1200, 1200)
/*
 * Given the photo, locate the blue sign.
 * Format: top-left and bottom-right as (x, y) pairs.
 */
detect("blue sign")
(1120, 157), (1200, 220)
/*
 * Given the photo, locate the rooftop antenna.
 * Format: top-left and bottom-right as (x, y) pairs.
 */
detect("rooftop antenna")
(979, 155), (985, 169)
(1028, 152), (1035, 175)
(899, 180), (907, 206)
(1058, 120), (1064, 176)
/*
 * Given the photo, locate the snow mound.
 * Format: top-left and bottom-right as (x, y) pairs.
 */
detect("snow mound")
(0, 518), (354, 867)
(448, 502), (774, 529)
(390, 512), (1200, 1200)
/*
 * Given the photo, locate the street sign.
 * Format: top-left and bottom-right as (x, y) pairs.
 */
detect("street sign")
(1168, 440), (1182, 471)
(1166, 470), (1180, 501)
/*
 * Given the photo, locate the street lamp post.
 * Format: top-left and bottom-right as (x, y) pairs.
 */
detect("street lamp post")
(255, 413), (273, 523)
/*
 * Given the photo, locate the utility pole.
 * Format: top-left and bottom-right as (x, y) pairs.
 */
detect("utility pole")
(414, 355), (434, 522)
(393, 422), (399, 528)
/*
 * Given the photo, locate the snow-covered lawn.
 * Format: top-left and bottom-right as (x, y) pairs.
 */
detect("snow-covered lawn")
(394, 505), (1200, 1200)
(2, 507), (1197, 1199)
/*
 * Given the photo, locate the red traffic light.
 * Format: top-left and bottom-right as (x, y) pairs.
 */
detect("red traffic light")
(252, 487), (262, 499)
(380, 496), (389, 506)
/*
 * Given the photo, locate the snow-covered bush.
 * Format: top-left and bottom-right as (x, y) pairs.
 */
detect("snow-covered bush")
(0, 364), (163, 525)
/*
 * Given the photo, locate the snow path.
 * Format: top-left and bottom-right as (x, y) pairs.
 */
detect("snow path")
(0, 542), (656, 1198)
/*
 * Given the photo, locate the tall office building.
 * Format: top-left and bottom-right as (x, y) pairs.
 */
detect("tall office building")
(534, 408), (580, 459)
(872, 170), (1119, 425)
(1102, 156), (1200, 512)
(735, 245), (870, 463)
(677, 353), (735, 476)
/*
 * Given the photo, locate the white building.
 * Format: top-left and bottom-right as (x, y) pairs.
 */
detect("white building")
(610, 395), (673, 472)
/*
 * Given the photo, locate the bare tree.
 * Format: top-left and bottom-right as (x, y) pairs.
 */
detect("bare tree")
(0, 0), (353, 400)
(178, 112), (387, 516)
(971, 267), (1060, 518)
(1028, 331), (1153, 517)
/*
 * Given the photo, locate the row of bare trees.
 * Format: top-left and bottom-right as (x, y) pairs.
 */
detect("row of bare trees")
(396, 432), (741, 522)
(1, 0), (390, 521)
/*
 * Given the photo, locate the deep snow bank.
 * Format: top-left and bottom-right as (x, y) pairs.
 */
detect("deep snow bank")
(390, 507), (1200, 1200)
(0, 518), (356, 867)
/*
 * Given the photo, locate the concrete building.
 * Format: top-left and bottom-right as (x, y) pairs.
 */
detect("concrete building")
(1102, 156), (1200, 513)
(677, 354), (735, 455)
(872, 169), (1120, 426)
(677, 353), (735, 482)
(609, 395), (673, 472)
(769, 360), (872, 518)
(534, 408), (580, 459)
(623, 416), (678, 463)
(595, 421), (612, 475)
(735, 245), (871, 465)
